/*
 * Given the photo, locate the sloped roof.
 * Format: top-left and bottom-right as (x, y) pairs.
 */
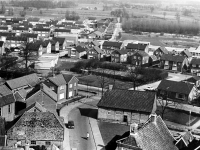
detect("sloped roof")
(0, 32), (15, 37)
(157, 80), (194, 95)
(48, 74), (66, 86)
(74, 45), (86, 53)
(6, 36), (27, 41)
(93, 46), (103, 53)
(33, 28), (50, 32)
(0, 26), (8, 30)
(7, 111), (64, 141)
(160, 54), (185, 62)
(97, 89), (155, 113)
(13, 92), (24, 103)
(181, 49), (192, 57)
(191, 58), (200, 65)
(62, 74), (77, 83)
(91, 40), (100, 46)
(0, 85), (15, 107)
(112, 49), (127, 55)
(157, 47), (168, 54)
(13, 27), (28, 31)
(126, 43), (148, 51)
(54, 28), (71, 33)
(103, 41), (122, 48)
(21, 33), (38, 38)
(27, 42), (42, 51)
(133, 50), (149, 57)
(52, 37), (65, 45)
(6, 73), (40, 90)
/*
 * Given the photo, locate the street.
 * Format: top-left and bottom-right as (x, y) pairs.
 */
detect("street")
(68, 99), (100, 150)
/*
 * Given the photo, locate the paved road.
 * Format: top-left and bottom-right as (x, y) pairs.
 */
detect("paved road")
(68, 99), (100, 150)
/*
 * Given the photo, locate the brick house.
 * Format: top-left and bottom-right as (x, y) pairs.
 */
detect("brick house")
(126, 43), (149, 55)
(116, 114), (178, 150)
(25, 83), (57, 113)
(87, 46), (103, 59)
(160, 54), (189, 72)
(102, 41), (123, 55)
(157, 79), (198, 103)
(153, 47), (168, 59)
(7, 111), (64, 149)
(0, 41), (5, 55)
(69, 46), (86, 59)
(190, 58), (200, 75)
(129, 51), (149, 66)
(0, 85), (16, 122)
(97, 89), (157, 124)
(111, 49), (127, 63)
(33, 28), (50, 38)
(44, 74), (79, 102)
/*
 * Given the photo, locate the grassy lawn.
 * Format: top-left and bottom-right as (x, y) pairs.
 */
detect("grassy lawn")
(156, 106), (200, 126)
(78, 75), (133, 89)
(98, 121), (130, 150)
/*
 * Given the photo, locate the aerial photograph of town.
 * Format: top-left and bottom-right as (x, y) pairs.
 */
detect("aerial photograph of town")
(1, 0), (200, 150)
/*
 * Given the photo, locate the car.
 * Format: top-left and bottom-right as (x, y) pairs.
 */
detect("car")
(68, 120), (74, 129)
(144, 86), (156, 91)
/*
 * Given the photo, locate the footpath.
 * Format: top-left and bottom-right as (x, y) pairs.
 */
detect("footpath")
(59, 95), (104, 150)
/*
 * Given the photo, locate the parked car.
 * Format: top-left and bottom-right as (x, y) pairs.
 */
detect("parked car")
(144, 86), (156, 91)
(68, 120), (74, 129)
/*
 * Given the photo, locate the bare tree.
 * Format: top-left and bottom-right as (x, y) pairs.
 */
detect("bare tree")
(96, 69), (109, 97)
(127, 66), (140, 90)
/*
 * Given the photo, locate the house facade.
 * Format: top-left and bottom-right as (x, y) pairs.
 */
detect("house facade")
(7, 111), (64, 149)
(0, 85), (15, 122)
(102, 41), (123, 55)
(126, 43), (149, 54)
(97, 89), (157, 124)
(157, 79), (198, 104)
(111, 50), (127, 63)
(69, 46), (86, 59)
(33, 28), (50, 38)
(153, 47), (168, 59)
(87, 46), (103, 60)
(6, 36), (27, 48)
(130, 51), (149, 66)
(160, 54), (188, 72)
(190, 58), (200, 75)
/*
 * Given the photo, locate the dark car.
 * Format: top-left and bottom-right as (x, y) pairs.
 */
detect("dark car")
(68, 120), (74, 129)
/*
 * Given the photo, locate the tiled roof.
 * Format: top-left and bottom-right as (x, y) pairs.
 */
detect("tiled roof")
(6, 36), (27, 41)
(91, 40), (100, 46)
(12, 27), (28, 31)
(52, 37), (65, 45)
(181, 49), (192, 57)
(157, 80), (194, 95)
(0, 85), (15, 107)
(27, 17), (40, 22)
(33, 28), (50, 32)
(7, 112), (64, 141)
(48, 74), (66, 86)
(17, 88), (27, 99)
(191, 58), (200, 65)
(27, 42), (42, 51)
(126, 43), (148, 51)
(103, 41), (122, 48)
(157, 47), (168, 54)
(6, 73), (40, 90)
(13, 92), (24, 103)
(74, 45), (86, 53)
(0, 26), (8, 30)
(133, 50), (149, 57)
(62, 74), (76, 83)
(21, 33), (38, 38)
(160, 54), (185, 62)
(54, 28), (71, 33)
(112, 49), (127, 55)
(97, 89), (155, 113)
(93, 46), (103, 53)
(0, 32), (15, 37)
(18, 102), (46, 116)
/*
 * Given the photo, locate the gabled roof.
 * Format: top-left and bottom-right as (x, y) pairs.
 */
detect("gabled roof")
(157, 47), (168, 54)
(7, 111), (64, 141)
(54, 28), (71, 33)
(112, 49), (127, 55)
(91, 40), (100, 47)
(103, 41), (122, 48)
(21, 33), (38, 38)
(27, 42), (42, 51)
(94, 46), (103, 53)
(74, 45), (86, 53)
(48, 74), (66, 86)
(0, 85), (15, 107)
(126, 43), (148, 51)
(52, 37), (65, 45)
(33, 28), (50, 32)
(191, 58), (200, 65)
(181, 49), (192, 57)
(0, 32), (15, 37)
(0, 26), (8, 30)
(97, 89), (155, 113)
(133, 50), (149, 57)
(6, 36), (27, 42)
(186, 76), (200, 83)
(117, 115), (178, 150)
(160, 54), (186, 62)
(12, 27), (28, 31)
(6, 73), (40, 90)
(157, 80), (194, 95)
(62, 74), (78, 83)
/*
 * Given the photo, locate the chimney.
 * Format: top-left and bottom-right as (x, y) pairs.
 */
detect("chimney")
(25, 143), (30, 150)
(150, 113), (157, 123)
(108, 84), (113, 91)
(130, 123), (138, 135)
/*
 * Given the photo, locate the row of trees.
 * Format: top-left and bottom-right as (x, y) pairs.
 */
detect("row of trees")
(122, 18), (200, 35)
(65, 10), (80, 21)
(110, 8), (129, 19)
(10, 0), (77, 10)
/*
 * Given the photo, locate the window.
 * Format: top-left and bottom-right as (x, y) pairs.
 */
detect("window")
(107, 110), (111, 115)
(0, 107), (1, 116)
(74, 83), (76, 86)
(45, 141), (51, 145)
(176, 93), (185, 100)
(69, 84), (72, 88)
(134, 56), (136, 59)
(60, 85), (64, 90)
(8, 104), (11, 113)
(59, 93), (64, 100)
(115, 111), (121, 115)
(31, 141), (36, 145)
